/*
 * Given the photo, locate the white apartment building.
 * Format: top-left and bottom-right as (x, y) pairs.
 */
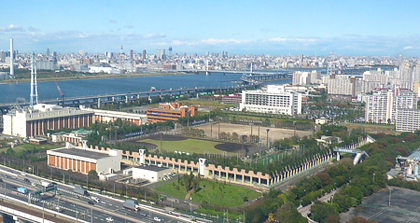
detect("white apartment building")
(364, 88), (417, 124)
(396, 109), (420, 132)
(323, 75), (356, 96)
(239, 85), (302, 115)
(292, 71), (320, 85)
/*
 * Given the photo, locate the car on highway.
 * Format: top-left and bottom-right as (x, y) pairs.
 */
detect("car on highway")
(87, 201), (95, 205)
(70, 204), (76, 207)
(140, 212), (147, 217)
(106, 217), (114, 222)
(154, 217), (162, 222)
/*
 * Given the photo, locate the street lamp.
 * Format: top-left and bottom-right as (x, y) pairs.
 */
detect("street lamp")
(266, 129), (270, 150)
(388, 187), (393, 207)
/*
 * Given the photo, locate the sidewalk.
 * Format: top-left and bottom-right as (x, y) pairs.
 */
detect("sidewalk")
(297, 190), (336, 217)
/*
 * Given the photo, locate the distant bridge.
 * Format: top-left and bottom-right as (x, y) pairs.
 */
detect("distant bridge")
(0, 85), (247, 112)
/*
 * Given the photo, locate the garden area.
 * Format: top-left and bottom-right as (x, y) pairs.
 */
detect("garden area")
(155, 177), (260, 207)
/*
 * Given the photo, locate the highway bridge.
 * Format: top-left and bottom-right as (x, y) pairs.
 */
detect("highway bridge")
(0, 165), (205, 223)
(0, 85), (248, 113)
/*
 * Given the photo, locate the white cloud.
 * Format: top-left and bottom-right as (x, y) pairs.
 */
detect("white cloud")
(0, 24), (25, 32)
(201, 38), (243, 44)
(265, 37), (319, 43)
(403, 46), (413, 50)
(28, 26), (40, 32)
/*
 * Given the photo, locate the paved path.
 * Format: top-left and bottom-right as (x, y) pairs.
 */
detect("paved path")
(297, 190), (337, 217)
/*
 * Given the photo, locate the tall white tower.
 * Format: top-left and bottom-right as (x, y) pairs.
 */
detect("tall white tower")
(10, 38), (14, 77)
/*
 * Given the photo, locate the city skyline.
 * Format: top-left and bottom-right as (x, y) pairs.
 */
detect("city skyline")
(0, 0), (419, 56)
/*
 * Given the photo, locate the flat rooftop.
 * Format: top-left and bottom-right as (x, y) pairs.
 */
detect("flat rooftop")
(50, 148), (110, 160)
(135, 165), (169, 172)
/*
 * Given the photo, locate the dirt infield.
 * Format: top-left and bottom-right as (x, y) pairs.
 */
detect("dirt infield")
(195, 123), (313, 141)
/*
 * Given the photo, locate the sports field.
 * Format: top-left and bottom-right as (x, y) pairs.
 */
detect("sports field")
(132, 135), (249, 155)
(195, 123), (312, 141)
(343, 123), (399, 135)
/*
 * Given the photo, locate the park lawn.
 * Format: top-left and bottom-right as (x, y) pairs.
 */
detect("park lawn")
(156, 178), (261, 207)
(137, 138), (224, 154)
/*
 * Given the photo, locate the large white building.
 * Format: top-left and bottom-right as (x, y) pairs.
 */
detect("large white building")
(47, 143), (121, 175)
(364, 88), (417, 124)
(396, 109), (420, 132)
(2, 104), (94, 138)
(239, 85), (302, 115)
(128, 165), (172, 183)
(292, 71), (320, 85)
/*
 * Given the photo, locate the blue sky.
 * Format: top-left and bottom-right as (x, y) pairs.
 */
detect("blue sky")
(1, 0), (419, 56)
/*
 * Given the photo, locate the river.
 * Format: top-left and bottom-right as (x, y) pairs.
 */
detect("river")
(0, 73), (291, 104)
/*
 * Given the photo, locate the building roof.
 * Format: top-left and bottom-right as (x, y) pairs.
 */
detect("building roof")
(134, 165), (169, 172)
(409, 151), (420, 159)
(50, 148), (110, 160)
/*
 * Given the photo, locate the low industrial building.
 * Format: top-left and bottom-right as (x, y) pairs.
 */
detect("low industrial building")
(29, 137), (48, 145)
(129, 165), (172, 183)
(2, 104), (94, 138)
(147, 103), (198, 123)
(51, 129), (92, 143)
(47, 142), (121, 175)
(80, 107), (147, 126)
(221, 94), (242, 104)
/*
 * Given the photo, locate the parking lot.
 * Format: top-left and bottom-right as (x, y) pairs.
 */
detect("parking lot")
(341, 187), (420, 223)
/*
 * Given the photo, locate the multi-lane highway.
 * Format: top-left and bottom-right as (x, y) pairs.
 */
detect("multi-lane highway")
(0, 165), (201, 223)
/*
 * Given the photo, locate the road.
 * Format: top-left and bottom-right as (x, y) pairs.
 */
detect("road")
(297, 190), (337, 217)
(0, 165), (201, 223)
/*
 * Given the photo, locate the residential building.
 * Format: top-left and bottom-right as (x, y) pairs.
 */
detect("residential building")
(239, 85), (302, 115)
(80, 107), (147, 126)
(221, 94), (242, 104)
(396, 109), (420, 132)
(364, 88), (417, 124)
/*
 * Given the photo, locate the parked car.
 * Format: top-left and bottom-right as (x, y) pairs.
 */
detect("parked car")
(154, 217), (162, 222)
(87, 201), (94, 205)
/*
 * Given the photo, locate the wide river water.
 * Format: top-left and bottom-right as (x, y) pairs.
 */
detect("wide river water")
(0, 73), (291, 104)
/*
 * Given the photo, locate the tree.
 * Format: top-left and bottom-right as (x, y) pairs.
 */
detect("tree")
(325, 215), (340, 223)
(88, 170), (98, 178)
(310, 201), (338, 223)
(274, 203), (306, 223)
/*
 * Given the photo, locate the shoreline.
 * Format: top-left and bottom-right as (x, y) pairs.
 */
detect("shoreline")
(0, 72), (191, 84)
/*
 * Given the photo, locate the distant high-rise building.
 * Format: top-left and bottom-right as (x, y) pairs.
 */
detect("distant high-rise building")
(156, 49), (165, 60)
(299, 54), (303, 67)
(52, 51), (57, 57)
(169, 46), (172, 57)
(206, 51), (209, 57)
(142, 50), (146, 62)
(221, 51), (224, 58)
(10, 38), (13, 77)
(47, 48), (50, 57)
(79, 50), (84, 55)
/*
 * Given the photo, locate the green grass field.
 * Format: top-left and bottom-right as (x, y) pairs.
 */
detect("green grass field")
(155, 178), (261, 207)
(137, 138), (223, 154)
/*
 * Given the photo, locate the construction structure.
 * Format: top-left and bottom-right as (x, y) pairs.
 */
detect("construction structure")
(30, 53), (38, 108)
(47, 142), (121, 175)
(146, 103), (197, 123)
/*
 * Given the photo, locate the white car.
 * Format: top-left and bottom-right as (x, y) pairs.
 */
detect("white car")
(106, 217), (114, 222)
(154, 217), (162, 222)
